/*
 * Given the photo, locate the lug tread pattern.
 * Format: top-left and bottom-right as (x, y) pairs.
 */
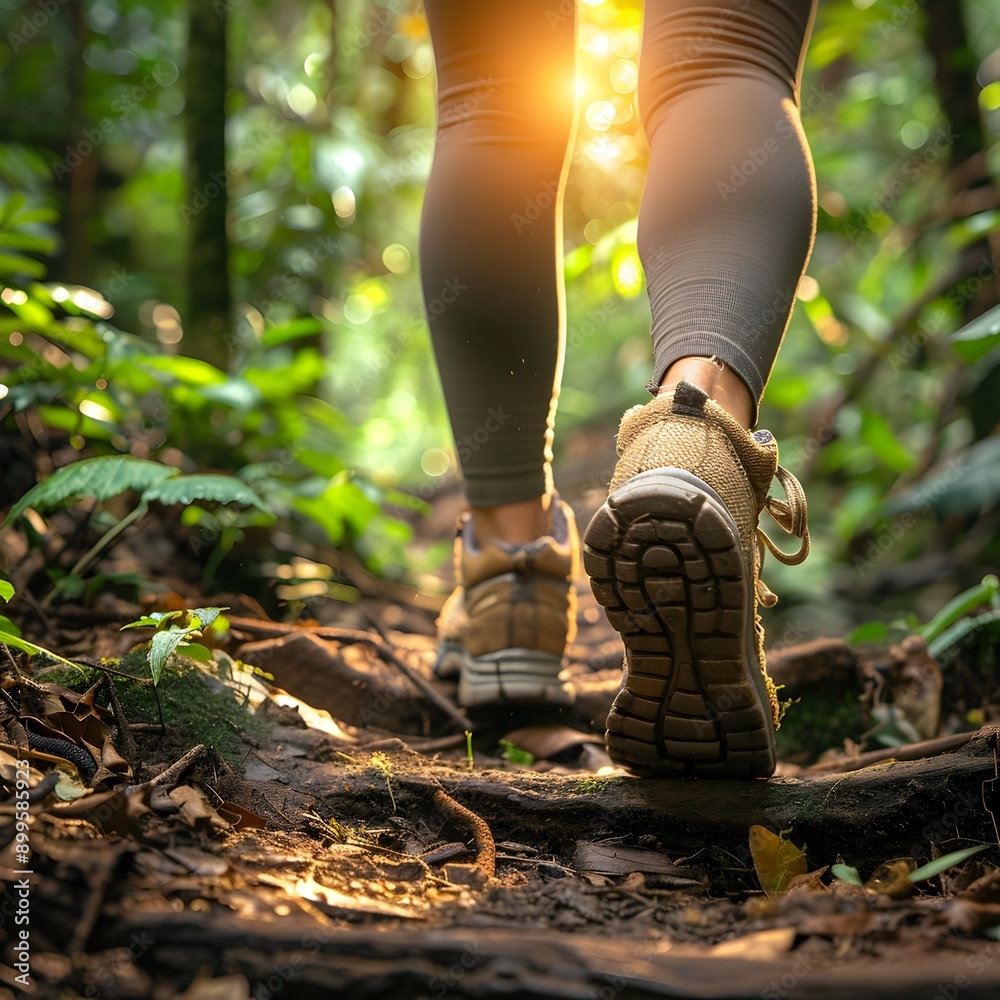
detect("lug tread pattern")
(583, 469), (776, 779)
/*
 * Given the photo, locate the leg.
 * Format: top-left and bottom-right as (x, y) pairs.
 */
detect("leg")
(423, 2), (580, 707)
(639, 0), (819, 426)
(420, 0), (577, 544)
(584, 0), (817, 777)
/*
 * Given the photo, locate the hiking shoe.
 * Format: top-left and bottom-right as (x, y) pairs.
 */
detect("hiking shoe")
(583, 380), (809, 778)
(435, 497), (579, 708)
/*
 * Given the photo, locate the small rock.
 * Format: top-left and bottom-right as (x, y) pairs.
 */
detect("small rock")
(537, 862), (568, 879)
(441, 863), (489, 888)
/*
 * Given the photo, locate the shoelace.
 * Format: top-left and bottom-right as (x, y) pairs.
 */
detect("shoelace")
(755, 463), (810, 608)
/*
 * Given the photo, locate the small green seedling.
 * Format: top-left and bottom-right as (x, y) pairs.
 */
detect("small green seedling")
(121, 606), (228, 685)
(498, 739), (535, 766)
(832, 844), (992, 890)
(369, 751), (396, 811)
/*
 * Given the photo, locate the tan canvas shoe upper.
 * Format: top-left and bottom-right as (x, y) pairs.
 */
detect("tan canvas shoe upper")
(438, 497), (579, 661)
(611, 381), (809, 608)
(607, 381), (809, 726)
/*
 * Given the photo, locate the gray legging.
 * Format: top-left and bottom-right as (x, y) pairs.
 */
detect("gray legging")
(420, 0), (819, 507)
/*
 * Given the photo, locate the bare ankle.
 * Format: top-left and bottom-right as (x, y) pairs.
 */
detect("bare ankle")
(658, 357), (754, 430)
(471, 495), (550, 547)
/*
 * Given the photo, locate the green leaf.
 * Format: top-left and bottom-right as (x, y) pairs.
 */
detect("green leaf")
(4, 456), (177, 525)
(0, 614), (22, 638)
(0, 231), (55, 253)
(498, 740), (535, 766)
(846, 620), (889, 645)
(120, 616), (165, 631)
(831, 863), (863, 886)
(199, 377), (263, 409)
(51, 574), (86, 601)
(0, 580), (13, 602)
(142, 474), (273, 514)
(190, 607), (226, 630)
(136, 355), (227, 387)
(951, 304), (1000, 363)
(861, 409), (914, 473)
(9, 207), (59, 225)
(0, 192), (27, 225)
(920, 575), (1000, 644)
(0, 630), (87, 672)
(909, 844), (991, 883)
(0, 252), (46, 278)
(928, 609), (1000, 662)
(148, 628), (190, 685)
(181, 642), (212, 661)
(261, 317), (323, 347)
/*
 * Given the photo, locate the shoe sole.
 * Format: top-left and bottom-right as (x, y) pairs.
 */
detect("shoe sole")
(583, 468), (776, 779)
(457, 649), (576, 709)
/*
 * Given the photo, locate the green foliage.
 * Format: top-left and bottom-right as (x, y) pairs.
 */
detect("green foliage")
(831, 846), (992, 890)
(919, 574), (1000, 645)
(0, 0), (997, 630)
(498, 740), (535, 766)
(831, 863), (863, 886)
(0, 582), (87, 670)
(908, 844), (991, 884)
(4, 456), (177, 524)
(120, 606), (228, 685)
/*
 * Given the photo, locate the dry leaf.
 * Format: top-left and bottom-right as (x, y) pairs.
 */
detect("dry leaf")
(749, 825), (808, 897)
(501, 726), (602, 761)
(572, 841), (690, 877)
(169, 785), (230, 833)
(216, 801), (268, 831)
(711, 927), (796, 959)
(865, 858), (916, 899)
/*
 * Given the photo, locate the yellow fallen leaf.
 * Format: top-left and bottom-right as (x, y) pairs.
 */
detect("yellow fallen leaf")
(749, 824), (808, 897)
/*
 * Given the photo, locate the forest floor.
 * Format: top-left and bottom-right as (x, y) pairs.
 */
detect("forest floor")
(3, 490), (1000, 1000)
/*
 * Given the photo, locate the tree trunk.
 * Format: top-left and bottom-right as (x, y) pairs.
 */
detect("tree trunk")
(184, 0), (231, 369)
(922, 0), (998, 317)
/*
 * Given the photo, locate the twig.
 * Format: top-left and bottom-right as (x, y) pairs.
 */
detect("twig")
(432, 788), (495, 878)
(147, 743), (209, 790)
(102, 672), (138, 772)
(354, 734), (467, 754)
(807, 730), (978, 774)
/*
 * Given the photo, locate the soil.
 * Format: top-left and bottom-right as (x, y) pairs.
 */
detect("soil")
(3, 503), (1000, 1000)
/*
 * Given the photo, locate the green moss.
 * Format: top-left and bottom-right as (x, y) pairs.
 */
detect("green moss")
(572, 775), (625, 795)
(35, 651), (268, 765)
(776, 687), (868, 761)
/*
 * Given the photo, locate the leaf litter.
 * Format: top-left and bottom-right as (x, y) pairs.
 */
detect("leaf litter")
(3, 560), (1000, 995)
